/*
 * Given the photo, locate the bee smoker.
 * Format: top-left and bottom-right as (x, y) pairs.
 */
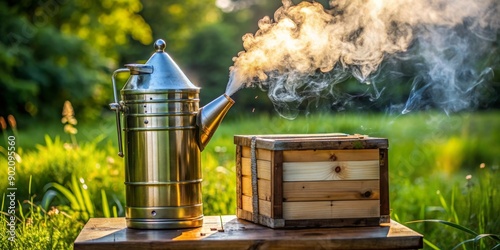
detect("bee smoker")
(110, 39), (234, 229)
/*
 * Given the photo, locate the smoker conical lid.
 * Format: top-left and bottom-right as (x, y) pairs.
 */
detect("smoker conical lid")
(133, 39), (199, 90)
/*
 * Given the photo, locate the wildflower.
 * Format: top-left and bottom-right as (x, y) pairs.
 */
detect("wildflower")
(106, 156), (115, 165)
(61, 101), (77, 126)
(25, 217), (33, 227)
(7, 114), (16, 128)
(465, 174), (474, 190)
(63, 143), (73, 150)
(61, 100), (78, 146)
(0, 116), (6, 130)
(48, 207), (60, 216)
(64, 124), (78, 135)
(61, 100), (78, 135)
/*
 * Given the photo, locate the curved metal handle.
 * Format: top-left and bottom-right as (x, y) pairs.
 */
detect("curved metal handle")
(124, 64), (153, 75)
(110, 68), (130, 157)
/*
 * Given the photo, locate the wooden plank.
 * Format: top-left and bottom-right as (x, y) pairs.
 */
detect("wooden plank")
(272, 139), (388, 151)
(236, 145), (242, 210)
(234, 134), (388, 150)
(380, 148), (390, 222)
(241, 176), (251, 196)
(237, 208), (253, 222)
(236, 133), (349, 140)
(241, 157), (272, 180)
(283, 180), (380, 201)
(241, 194), (253, 212)
(283, 149), (379, 162)
(235, 134), (349, 148)
(283, 200), (380, 220)
(74, 217), (423, 249)
(272, 150), (284, 219)
(241, 177), (271, 201)
(284, 218), (381, 228)
(259, 199), (272, 217)
(242, 147), (272, 161)
(283, 161), (379, 181)
(241, 195), (272, 217)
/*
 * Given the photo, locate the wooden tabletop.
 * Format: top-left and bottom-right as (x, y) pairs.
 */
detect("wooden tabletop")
(74, 216), (423, 250)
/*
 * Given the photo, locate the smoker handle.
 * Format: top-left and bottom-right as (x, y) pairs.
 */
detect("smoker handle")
(110, 68), (130, 157)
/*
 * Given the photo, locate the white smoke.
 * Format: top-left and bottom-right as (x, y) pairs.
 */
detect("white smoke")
(227, 0), (499, 119)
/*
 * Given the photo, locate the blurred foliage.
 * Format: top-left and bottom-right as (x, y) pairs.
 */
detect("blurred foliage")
(1, 0), (499, 127)
(182, 23), (241, 105)
(0, 0), (151, 125)
(0, 0), (268, 125)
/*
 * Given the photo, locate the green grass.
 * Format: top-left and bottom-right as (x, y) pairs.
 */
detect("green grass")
(1, 111), (499, 249)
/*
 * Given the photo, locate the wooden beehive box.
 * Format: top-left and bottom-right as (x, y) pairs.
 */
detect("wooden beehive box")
(234, 133), (389, 228)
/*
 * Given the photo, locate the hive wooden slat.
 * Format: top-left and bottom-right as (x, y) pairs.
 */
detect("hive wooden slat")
(241, 157), (272, 180)
(283, 161), (379, 181)
(283, 180), (380, 201)
(283, 200), (380, 220)
(241, 176), (272, 201)
(283, 149), (379, 162)
(242, 147), (272, 160)
(241, 194), (272, 217)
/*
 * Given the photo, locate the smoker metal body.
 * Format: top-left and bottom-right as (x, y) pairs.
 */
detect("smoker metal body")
(110, 39), (233, 229)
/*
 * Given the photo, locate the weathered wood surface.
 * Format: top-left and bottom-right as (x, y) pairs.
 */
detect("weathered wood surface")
(74, 216), (423, 250)
(271, 150), (284, 219)
(379, 148), (390, 223)
(234, 134), (388, 150)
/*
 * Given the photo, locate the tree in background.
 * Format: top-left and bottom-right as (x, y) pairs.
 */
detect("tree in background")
(0, 0), (267, 125)
(3, 0), (496, 126)
(136, 0), (236, 106)
(0, 0), (151, 124)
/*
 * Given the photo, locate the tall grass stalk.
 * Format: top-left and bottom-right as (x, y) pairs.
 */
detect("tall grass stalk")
(101, 189), (110, 218)
(408, 220), (500, 249)
(42, 175), (119, 221)
(1, 177), (83, 250)
(0, 116), (8, 143)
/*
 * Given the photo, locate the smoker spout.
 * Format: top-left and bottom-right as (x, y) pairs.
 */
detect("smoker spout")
(197, 94), (235, 151)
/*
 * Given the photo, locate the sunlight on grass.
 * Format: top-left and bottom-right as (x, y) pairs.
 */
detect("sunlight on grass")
(437, 137), (465, 174)
(0, 111), (499, 249)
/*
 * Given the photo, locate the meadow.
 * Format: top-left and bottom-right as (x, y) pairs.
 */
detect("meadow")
(0, 111), (499, 249)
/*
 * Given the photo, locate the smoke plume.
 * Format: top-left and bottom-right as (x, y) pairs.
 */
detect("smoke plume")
(226, 0), (499, 119)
